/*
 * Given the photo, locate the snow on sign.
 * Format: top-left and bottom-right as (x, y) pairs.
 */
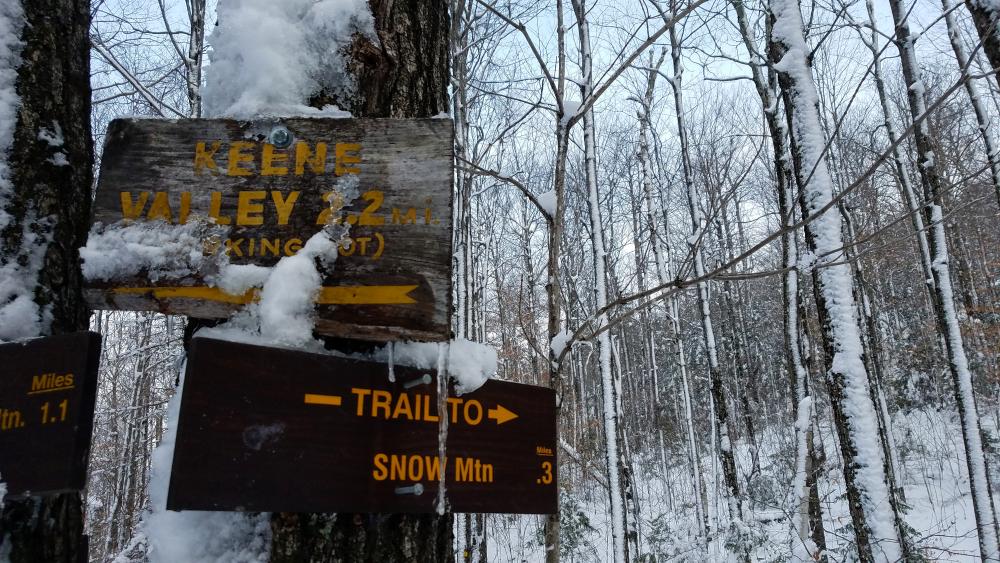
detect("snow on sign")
(85, 118), (453, 342)
(0, 332), (101, 497)
(167, 338), (557, 514)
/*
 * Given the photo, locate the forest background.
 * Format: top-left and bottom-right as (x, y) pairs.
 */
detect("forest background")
(64, 0), (1000, 559)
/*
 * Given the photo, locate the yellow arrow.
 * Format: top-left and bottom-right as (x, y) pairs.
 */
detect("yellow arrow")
(304, 393), (342, 406)
(488, 404), (518, 425)
(112, 285), (418, 305)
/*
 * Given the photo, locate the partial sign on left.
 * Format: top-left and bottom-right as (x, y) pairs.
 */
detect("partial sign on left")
(0, 332), (101, 497)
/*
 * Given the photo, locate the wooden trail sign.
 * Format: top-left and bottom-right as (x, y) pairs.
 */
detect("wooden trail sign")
(167, 337), (557, 514)
(86, 118), (454, 342)
(0, 332), (101, 497)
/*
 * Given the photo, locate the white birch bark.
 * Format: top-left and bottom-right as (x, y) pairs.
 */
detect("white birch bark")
(571, 2), (628, 560)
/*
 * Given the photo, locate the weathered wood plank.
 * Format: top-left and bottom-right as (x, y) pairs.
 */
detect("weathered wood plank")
(86, 118), (454, 342)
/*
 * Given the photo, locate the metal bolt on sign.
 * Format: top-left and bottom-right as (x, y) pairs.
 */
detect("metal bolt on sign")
(268, 125), (293, 148)
(395, 484), (424, 496)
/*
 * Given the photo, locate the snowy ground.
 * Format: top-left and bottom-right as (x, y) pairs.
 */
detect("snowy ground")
(484, 407), (1000, 562)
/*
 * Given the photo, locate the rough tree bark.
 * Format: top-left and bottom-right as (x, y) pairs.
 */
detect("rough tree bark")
(662, 2), (747, 535)
(569, 1), (630, 561)
(544, 2), (569, 560)
(887, 0), (1000, 556)
(963, 0), (1000, 91)
(0, 0), (93, 562)
(768, 0), (908, 558)
(268, 1), (454, 561)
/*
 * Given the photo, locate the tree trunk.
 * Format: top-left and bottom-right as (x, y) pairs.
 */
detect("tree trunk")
(729, 0), (827, 551)
(664, 4), (746, 534)
(963, 0), (1000, 92)
(543, 2), (569, 560)
(768, 0), (907, 558)
(887, 0), (1000, 556)
(860, 0), (938, 313)
(268, 1), (454, 561)
(0, 0), (93, 561)
(569, 2), (629, 561)
(942, 0), (1000, 209)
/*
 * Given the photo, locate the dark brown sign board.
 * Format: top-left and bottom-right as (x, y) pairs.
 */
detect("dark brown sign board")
(0, 332), (101, 497)
(86, 118), (454, 342)
(167, 337), (557, 514)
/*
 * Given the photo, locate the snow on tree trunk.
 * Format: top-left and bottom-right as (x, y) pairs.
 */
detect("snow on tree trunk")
(887, 0), (1000, 556)
(0, 0), (93, 560)
(861, 0), (938, 312)
(768, 0), (907, 559)
(665, 9), (746, 534)
(636, 47), (708, 542)
(964, 0), (1000, 92)
(729, 0), (827, 551)
(942, 0), (1000, 210)
(571, 1), (629, 560)
(184, 0), (206, 117)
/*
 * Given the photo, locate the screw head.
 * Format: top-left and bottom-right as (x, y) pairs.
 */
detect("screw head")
(269, 126), (292, 148)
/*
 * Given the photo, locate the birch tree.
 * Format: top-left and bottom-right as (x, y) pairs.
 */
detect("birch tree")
(768, 0), (908, 558)
(887, 0), (1000, 556)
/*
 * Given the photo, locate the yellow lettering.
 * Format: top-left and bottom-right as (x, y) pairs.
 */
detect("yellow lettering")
(391, 393), (413, 420)
(372, 453), (388, 481)
(358, 191), (385, 225)
(261, 144), (288, 176)
(355, 237), (371, 255)
(194, 141), (220, 175)
(295, 141), (327, 175)
(271, 191), (299, 225)
(146, 192), (173, 222)
(447, 397), (462, 423)
(209, 192), (231, 225)
(456, 457), (474, 482)
(225, 238), (244, 257)
(316, 191), (343, 225)
(372, 390), (392, 419)
(482, 462), (493, 482)
(425, 456), (445, 481)
(227, 141), (254, 176)
(335, 143), (361, 175)
(424, 395), (439, 422)
(236, 191), (266, 226)
(120, 192), (149, 220)
(390, 454), (406, 481)
(284, 238), (302, 255)
(31, 374), (46, 392)
(260, 238), (280, 256)
(464, 400), (483, 425)
(352, 388), (371, 416)
(408, 456), (424, 481)
(392, 207), (417, 225)
(179, 192), (191, 224)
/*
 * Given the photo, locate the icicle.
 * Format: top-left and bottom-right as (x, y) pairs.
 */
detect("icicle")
(435, 342), (450, 515)
(387, 341), (395, 382)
